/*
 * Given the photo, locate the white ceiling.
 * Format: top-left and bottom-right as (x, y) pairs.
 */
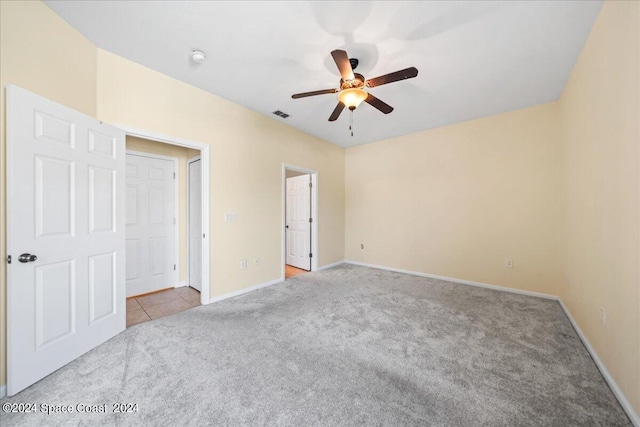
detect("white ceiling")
(45, 1), (602, 148)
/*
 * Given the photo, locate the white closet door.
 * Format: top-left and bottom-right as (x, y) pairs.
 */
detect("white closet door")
(188, 159), (202, 291)
(286, 174), (311, 270)
(6, 85), (126, 395)
(125, 154), (176, 297)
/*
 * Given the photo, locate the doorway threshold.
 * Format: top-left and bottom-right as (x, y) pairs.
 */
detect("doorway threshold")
(285, 265), (309, 280)
(126, 287), (201, 327)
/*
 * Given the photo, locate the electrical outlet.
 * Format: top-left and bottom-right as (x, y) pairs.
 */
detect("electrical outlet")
(253, 257), (259, 267)
(240, 260), (247, 270)
(506, 259), (513, 268)
(600, 307), (606, 326)
(361, 243), (365, 249)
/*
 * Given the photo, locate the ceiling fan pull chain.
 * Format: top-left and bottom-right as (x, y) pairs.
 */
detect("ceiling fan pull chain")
(350, 109), (354, 137)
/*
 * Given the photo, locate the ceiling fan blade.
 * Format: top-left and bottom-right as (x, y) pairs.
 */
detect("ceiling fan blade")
(328, 102), (345, 122)
(365, 93), (394, 114)
(366, 67), (419, 88)
(292, 88), (338, 99)
(331, 49), (355, 81)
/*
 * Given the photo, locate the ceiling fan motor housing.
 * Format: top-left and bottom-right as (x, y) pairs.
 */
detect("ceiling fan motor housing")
(341, 73), (366, 90)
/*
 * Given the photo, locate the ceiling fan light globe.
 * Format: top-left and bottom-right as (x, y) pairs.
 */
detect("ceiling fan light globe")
(338, 88), (367, 109)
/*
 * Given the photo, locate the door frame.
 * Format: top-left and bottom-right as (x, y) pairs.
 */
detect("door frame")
(125, 150), (180, 293)
(118, 125), (211, 305)
(186, 155), (201, 290)
(282, 163), (318, 279)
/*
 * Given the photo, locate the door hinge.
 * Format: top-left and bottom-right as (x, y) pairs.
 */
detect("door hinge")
(309, 182), (312, 188)
(173, 218), (176, 225)
(309, 217), (313, 223)
(7, 255), (11, 264)
(174, 264), (176, 271)
(309, 253), (313, 258)
(173, 172), (176, 179)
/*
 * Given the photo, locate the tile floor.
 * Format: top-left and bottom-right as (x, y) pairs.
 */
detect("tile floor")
(126, 286), (201, 327)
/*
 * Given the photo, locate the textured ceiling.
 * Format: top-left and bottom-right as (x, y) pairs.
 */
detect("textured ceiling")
(45, 1), (603, 148)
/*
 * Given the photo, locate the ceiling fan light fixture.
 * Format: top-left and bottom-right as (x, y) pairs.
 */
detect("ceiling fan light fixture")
(338, 88), (367, 110)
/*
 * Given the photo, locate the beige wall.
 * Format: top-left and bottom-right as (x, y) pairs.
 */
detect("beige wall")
(125, 136), (200, 285)
(558, 0), (639, 414)
(0, 0), (99, 387)
(346, 102), (561, 296)
(97, 50), (345, 298)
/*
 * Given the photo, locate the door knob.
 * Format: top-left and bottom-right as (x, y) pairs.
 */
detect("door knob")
(285, 225), (289, 229)
(18, 253), (37, 263)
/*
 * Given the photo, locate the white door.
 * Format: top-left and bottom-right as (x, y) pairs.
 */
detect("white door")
(125, 154), (176, 297)
(286, 174), (311, 270)
(6, 85), (126, 396)
(188, 159), (202, 291)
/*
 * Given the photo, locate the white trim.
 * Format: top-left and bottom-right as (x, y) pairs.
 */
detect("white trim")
(118, 125), (210, 306)
(126, 150), (180, 291)
(282, 164), (319, 277)
(0, 384), (6, 398)
(175, 281), (187, 288)
(559, 300), (639, 426)
(186, 156), (201, 291)
(318, 260), (345, 270)
(345, 260), (558, 300)
(209, 277), (284, 304)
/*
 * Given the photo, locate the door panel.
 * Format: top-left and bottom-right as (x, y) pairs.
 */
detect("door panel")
(89, 166), (115, 233)
(7, 85), (126, 395)
(125, 154), (176, 296)
(88, 252), (116, 323)
(188, 159), (202, 291)
(286, 174), (311, 270)
(126, 239), (141, 280)
(35, 111), (75, 147)
(35, 156), (74, 237)
(88, 130), (116, 158)
(35, 260), (75, 348)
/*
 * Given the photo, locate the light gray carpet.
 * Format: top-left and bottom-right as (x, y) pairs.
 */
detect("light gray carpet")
(1, 265), (631, 426)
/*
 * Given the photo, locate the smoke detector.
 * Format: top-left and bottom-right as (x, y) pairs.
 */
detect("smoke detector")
(191, 50), (206, 64)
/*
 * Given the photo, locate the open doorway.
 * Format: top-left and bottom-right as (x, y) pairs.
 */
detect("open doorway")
(283, 164), (318, 280)
(124, 135), (205, 327)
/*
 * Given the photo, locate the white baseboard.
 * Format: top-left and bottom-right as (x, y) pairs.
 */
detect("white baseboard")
(206, 262), (341, 305)
(558, 300), (639, 426)
(208, 277), (284, 304)
(317, 260), (345, 271)
(344, 260), (558, 300)
(0, 384), (6, 398)
(175, 281), (187, 288)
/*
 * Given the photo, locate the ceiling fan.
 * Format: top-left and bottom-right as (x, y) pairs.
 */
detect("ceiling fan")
(291, 49), (418, 132)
